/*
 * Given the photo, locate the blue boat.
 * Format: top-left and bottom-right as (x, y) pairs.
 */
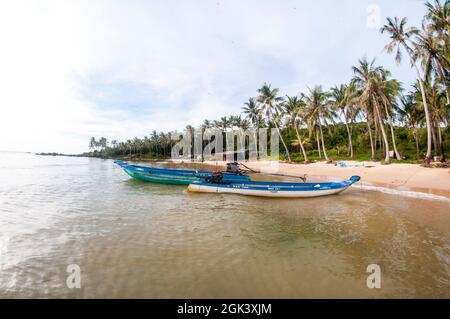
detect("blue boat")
(187, 176), (361, 198)
(114, 160), (251, 185)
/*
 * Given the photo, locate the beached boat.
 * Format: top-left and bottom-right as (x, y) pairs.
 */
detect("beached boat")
(114, 160), (251, 185)
(187, 176), (361, 198)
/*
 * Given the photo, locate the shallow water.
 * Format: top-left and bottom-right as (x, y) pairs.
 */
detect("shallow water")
(0, 152), (449, 298)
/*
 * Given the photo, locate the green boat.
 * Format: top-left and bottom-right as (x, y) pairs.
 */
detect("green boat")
(114, 160), (251, 185)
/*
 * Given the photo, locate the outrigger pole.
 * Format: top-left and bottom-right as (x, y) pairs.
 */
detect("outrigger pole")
(229, 162), (308, 182)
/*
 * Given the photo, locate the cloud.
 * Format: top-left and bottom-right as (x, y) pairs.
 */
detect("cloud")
(0, 0), (427, 153)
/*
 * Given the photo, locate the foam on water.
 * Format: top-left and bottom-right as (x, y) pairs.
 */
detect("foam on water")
(355, 184), (450, 202)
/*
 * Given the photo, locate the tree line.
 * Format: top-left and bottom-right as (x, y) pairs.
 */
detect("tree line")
(86, 1), (449, 164)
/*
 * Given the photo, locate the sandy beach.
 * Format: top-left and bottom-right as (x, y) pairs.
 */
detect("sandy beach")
(189, 160), (450, 199)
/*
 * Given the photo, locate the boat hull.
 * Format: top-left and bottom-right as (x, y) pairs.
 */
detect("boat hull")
(124, 168), (202, 185)
(187, 176), (360, 198)
(115, 160), (250, 185)
(187, 184), (351, 197)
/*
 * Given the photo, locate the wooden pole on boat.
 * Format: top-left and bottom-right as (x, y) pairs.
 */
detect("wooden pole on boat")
(236, 162), (307, 182)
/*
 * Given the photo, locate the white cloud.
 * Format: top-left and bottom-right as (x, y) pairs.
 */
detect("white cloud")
(0, 0), (426, 153)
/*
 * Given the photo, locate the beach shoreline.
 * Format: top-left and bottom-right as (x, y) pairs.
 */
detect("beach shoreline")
(178, 160), (450, 199)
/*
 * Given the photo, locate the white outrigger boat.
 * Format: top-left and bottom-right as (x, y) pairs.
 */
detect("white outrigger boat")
(187, 175), (361, 198)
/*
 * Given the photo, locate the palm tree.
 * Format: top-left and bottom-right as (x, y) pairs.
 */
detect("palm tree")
(282, 95), (309, 163)
(414, 25), (450, 104)
(330, 84), (357, 158)
(202, 119), (212, 129)
(239, 118), (251, 131)
(213, 116), (230, 132)
(200, 121), (213, 162)
(111, 140), (118, 149)
(379, 69), (403, 160)
(423, 79), (448, 160)
(229, 115), (243, 130)
(125, 139), (132, 156)
(423, 0), (450, 37)
(399, 94), (423, 160)
(132, 137), (141, 156)
(352, 58), (392, 163)
(303, 86), (335, 162)
(98, 137), (108, 151)
(256, 83), (292, 162)
(242, 98), (262, 159)
(184, 125), (195, 160)
(89, 137), (97, 152)
(242, 98), (259, 126)
(381, 16), (433, 161)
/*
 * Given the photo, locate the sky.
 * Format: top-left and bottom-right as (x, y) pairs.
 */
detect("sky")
(0, 0), (428, 154)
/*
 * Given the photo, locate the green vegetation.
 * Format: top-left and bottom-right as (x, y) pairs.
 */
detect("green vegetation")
(85, 1), (449, 164)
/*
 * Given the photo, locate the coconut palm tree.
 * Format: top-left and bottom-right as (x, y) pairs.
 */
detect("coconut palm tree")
(256, 83), (292, 162)
(184, 125), (195, 160)
(98, 137), (108, 151)
(242, 98), (261, 159)
(213, 116), (231, 132)
(202, 119), (212, 129)
(330, 84), (358, 158)
(282, 95), (309, 163)
(352, 58), (392, 163)
(111, 140), (117, 149)
(414, 26), (450, 104)
(378, 69), (403, 160)
(89, 137), (97, 152)
(424, 79), (448, 160)
(229, 115), (250, 131)
(242, 98), (260, 127)
(399, 94), (424, 160)
(303, 86), (336, 162)
(381, 16), (434, 161)
(423, 0), (450, 37)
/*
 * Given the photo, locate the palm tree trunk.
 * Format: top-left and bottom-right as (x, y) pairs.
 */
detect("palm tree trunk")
(318, 122), (329, 161)
(380, 130), (384, 156)
(389, 123), (401, 160)
(253, 121), (258, 159)
(383, 101), (401, 160)
(374, 100), (390, 163)
(413, 127), (420, 160)
(344, 120), (353, 158)
(201, 129), (205, 162)
(409, 55), (432, 161)
(433, 119), (443, 160)
(375, 119), (383, 155)
(437, 123), (445, 161)
(294, 124), (309, 163)
(254, 129), (259, 160)
(431, 120), (437, 157)
(273, 121), (292, 162)
(374, 117), (379, 151)
(367, 118), (376, 161)
(316, 130), (322, 159)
